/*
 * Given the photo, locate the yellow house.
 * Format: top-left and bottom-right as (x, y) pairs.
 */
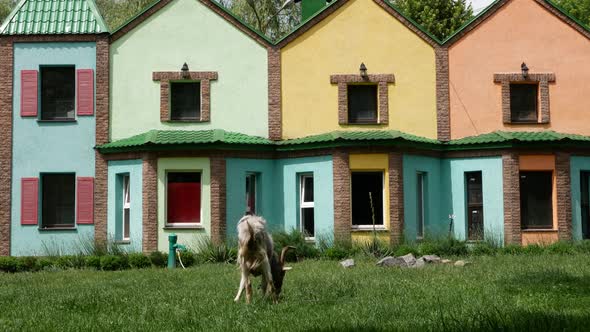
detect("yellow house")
(275, 0), (444, 141)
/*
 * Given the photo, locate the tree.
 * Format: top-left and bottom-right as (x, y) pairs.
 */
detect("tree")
(96, 0), (156, 31)
(554, 0), (590, 26)
(0, 0), (17, 25)
(223, 0), (301, 41)
(389, 0), (473, 41)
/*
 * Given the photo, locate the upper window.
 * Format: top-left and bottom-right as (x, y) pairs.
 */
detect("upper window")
(170, 82), (200, 121)
(520, 171), (553, 230)
(42, 173), (75, 229)
(510, 84), (538, 123)
(167, 172), (201, 225)
(300, 174), (315, 239)
(351, 172), (384, 228)
(348, 85), (378, 124)
(41, 66), (75, 120)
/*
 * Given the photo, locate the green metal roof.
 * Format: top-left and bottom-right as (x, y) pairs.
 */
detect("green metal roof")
(98, 129), (273, 152)
(0, 0), (109, 35)
(449, 130), (590, 145)
(277, 130), (439, 146)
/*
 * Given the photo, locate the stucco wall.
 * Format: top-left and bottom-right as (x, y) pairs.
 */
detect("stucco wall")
(11, 42), (96, 256)
(280, 0), (437, 139)
(110, 0), (268, 140)
(449, 0), (590, 138)
(107, 160), (143, 252)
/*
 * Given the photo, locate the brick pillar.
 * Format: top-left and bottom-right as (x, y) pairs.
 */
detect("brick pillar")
(333, 150), (351, 242)
(389, 153), (404, 245)
(142, 155), (158, 253)
(556, 152), (572, 241)
(94, 35), (110, 246)
(435, 47), (450, 142)
(267, 47), (282, 140)
(210, 156), (227, 245)
(503, 153), (522, 245)
(0, 38), (13, 256)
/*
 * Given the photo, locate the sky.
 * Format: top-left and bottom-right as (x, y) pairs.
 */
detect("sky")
(469, 0), (495, 13)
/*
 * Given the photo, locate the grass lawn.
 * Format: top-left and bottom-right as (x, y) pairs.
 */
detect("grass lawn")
(0, 254), (589, 331)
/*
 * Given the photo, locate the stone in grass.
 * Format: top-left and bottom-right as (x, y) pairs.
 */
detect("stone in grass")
(340, 259), (355, 268)
(454, 260), (471, 267)
(441, 259), (452, 264)
(411, 257), (425, 268)
(422, 255), (441, 264)
(377, 254), (416, 268)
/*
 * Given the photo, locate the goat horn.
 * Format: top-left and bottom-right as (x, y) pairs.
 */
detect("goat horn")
(280, 246), (296, 265)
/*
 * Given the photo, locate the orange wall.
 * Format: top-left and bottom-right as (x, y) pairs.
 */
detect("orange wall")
(449, 0), (590, 139)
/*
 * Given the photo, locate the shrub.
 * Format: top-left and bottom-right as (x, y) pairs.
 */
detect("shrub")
(575, 240), (590, 253)
(0, 257), (20, 273)
(17, 256), (39, 272)
(55, 256), (76, 269)
(394, 244), (419, 257)
(470, 242), (497, 256)
(323, 246), (352, 260)
(522, 244), (545, 255)
(149, 251), (167, 268)
(128, 253), (151, 269)
(100, 255), (124, 271)
(418, 241), (439, 255)
(546, 241), (576, 255)
(195, 238), (237, 264)
(273, 229), (319, 261)
(177, 251), (196, 267)
(500, 244), (524, 255)
(357, 238), (393, 258)
(36, 257), (54, 270)
(85, 255), (101, 270)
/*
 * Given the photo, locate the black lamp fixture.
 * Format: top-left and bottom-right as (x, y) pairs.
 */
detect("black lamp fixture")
(521, 62), (529, 79)
(181, 62), (190, 79)
(360, 62), (368, 78)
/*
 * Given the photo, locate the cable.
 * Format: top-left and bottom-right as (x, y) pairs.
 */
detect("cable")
(176, 249), (186, 269)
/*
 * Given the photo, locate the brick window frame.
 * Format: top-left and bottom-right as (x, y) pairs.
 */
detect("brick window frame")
(153, 71), (218, 122)
(493, 73), (555, 124)
(330, 74), (395, 125)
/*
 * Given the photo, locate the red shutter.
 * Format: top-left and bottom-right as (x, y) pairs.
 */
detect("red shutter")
(76, 69), (94, 116)
(21, 178), (39, 225)
(20, 70), (38, 117)
(76, 177), (94, 224)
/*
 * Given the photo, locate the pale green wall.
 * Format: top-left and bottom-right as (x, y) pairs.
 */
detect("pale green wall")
(157, 158), (210, 251)
(445, 157), (504, 244)
(108, 160), (143, 252)
(570, 156), (590, 240)
(110, 0), (268, 140)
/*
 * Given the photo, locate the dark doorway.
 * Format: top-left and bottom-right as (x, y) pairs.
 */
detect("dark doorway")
(466, 171), (484, 240)
(520, 171), (553, 230)
(581, 171), (590, 239)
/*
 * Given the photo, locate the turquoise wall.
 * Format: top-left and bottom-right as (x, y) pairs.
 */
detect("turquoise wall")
(226, 159), (278, 239)
(445, 157), (504, 244)
(277, 156), (334, 243)
(403, 155), (444, 241)
(107, 160), (143, 252)
(11, 42), (97, 256)
(110, 0), (268, 140)
(570, 156), (590, 240)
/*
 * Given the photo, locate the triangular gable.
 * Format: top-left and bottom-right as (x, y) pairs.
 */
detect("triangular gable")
(275, 0), (441, 49)
(444, 0), (590, 45)
(110, 0), (272, 46)
(0, 0), (108, 35)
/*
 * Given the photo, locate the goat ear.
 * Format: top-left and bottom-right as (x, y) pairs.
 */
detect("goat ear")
(283, 266), (292, 271)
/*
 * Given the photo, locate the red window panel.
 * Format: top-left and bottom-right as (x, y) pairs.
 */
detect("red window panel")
(20, 70), (38, 117)
(21, 178), (39, 225)
(76, 177), (94, 224)
(167, 182), (201, 223)
(76, 69), (94, 116)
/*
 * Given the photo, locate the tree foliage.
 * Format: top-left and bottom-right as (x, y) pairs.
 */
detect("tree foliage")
(554, 0), (590, 26)
(0, 0), (16, 25)
(389, 0), (473, 40)
(96, 0), (156, 31)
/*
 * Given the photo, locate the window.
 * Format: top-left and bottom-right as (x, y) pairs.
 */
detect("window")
(246, 173), (257, 215)
(167, 172), (201, 225)
(520, 171), (553, 229)
(348, 85), (378, 124)
(41, 66), (75, 120)
(466, 172), (484, 240)
(122, 175), (130, 241)
(170, 82), (200, 120)
(510, 84), (538, 122)
(42, 174), (75, 228)
(416, 172), (426, 239)
(581, 171), (590, 239)
(351, 172), (383, 227)
(300, 174), (314, 239)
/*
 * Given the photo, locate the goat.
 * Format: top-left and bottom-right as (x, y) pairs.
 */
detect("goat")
(234, 215), (294, 304)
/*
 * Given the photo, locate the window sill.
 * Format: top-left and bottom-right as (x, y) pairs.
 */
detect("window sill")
(509, 121), (544, 125)
(522, 229), (557, 232)
(38, 227), (77, 231)
(351, 226), (387, 232)
(37, 119), (77, 123)
(115, 240), (131, 245)
(164, 225), (205, 230)
(164, 119), (207, 123)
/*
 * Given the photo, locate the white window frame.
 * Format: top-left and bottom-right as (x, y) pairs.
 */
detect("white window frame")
(122, 175), (131, 241)
(165, 170), (202, 227)
(300, 174), (315, 241)
(416, 172), (425, 240)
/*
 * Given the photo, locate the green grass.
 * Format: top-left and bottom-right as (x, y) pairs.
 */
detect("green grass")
(0, 254), (589, 331)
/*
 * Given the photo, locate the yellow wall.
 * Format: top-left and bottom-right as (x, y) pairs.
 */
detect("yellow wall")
(281, 0), (437, 139)
(349, 154), (390, 243)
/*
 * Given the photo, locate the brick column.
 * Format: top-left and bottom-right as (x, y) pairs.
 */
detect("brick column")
(333, 150), (351, 242)
(435, 47), (450, 142)
(210, 155), (227, 245)
(556, 152), (572, 241)
(389, 153), (404, 245)
(142, 154), (158, 253)
(0, 38), (13, 256)
(94, 35), (110, 245)
(267, 47), (282, 140)
(503, 153), (522, 245)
